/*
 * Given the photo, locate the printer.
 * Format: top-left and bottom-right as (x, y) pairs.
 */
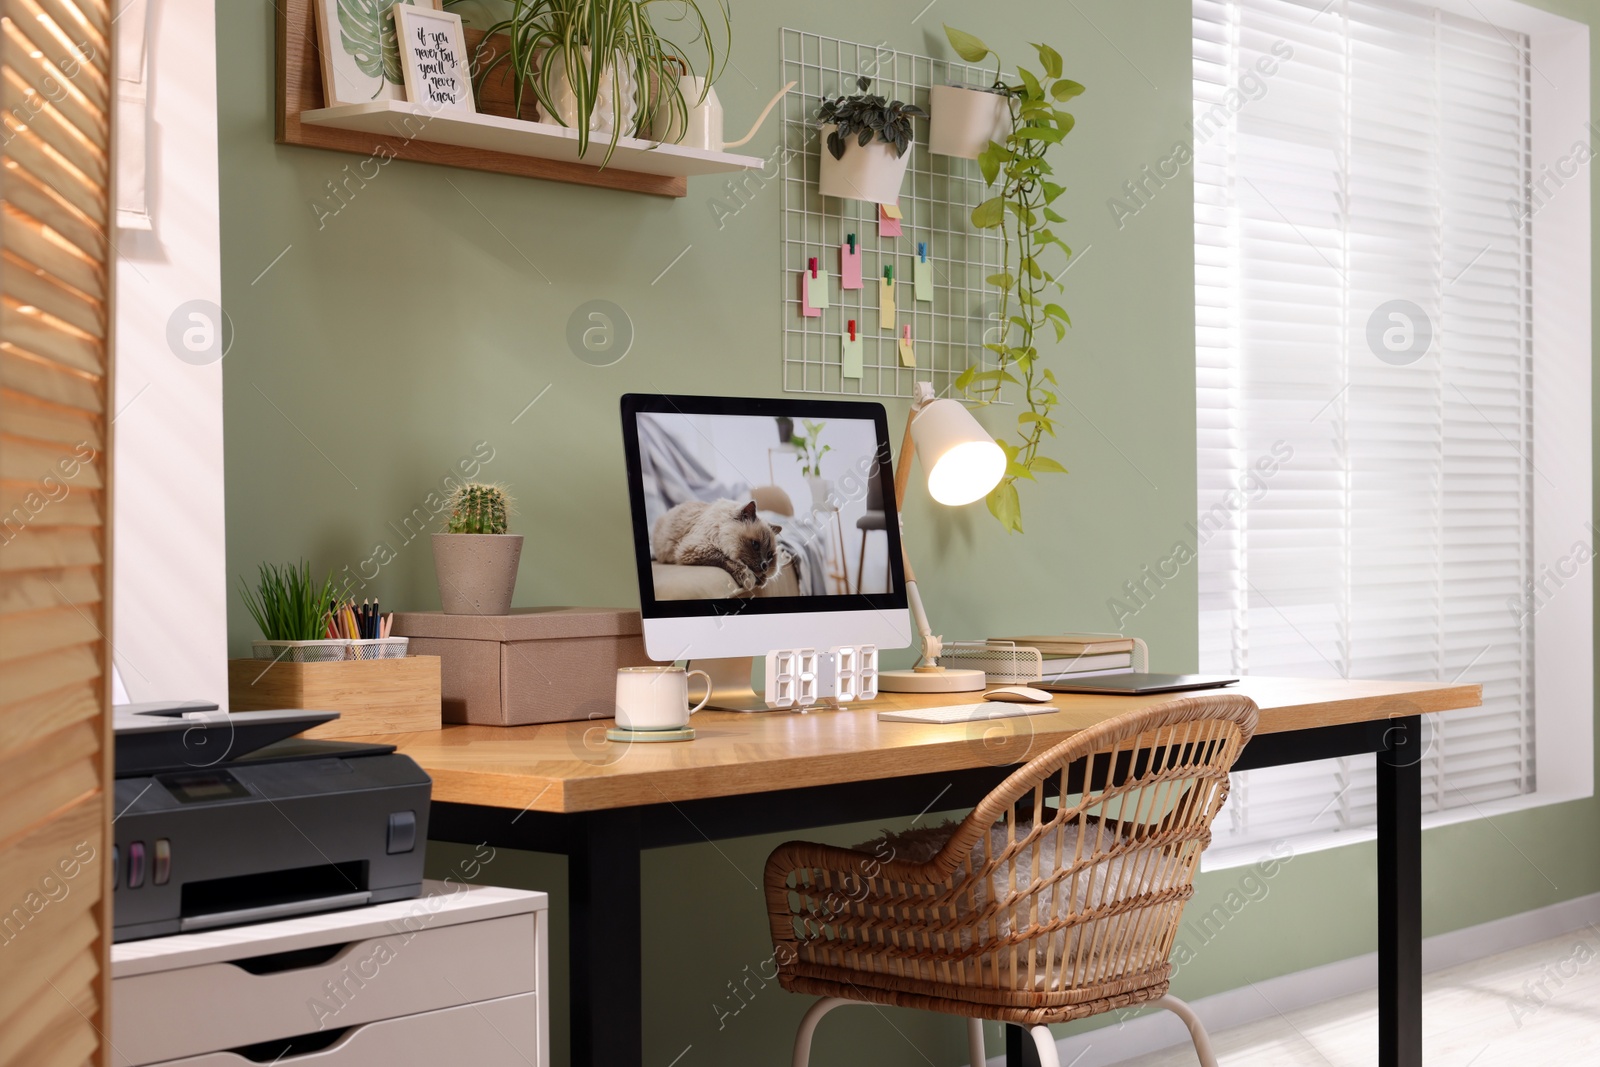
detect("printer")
(112, 701), (431, 942)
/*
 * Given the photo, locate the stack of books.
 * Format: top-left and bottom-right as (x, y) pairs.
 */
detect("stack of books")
(989, 633), (1137, 681)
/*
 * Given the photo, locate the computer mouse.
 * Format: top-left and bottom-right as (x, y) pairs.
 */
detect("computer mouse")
(983, 686), (1054, 703)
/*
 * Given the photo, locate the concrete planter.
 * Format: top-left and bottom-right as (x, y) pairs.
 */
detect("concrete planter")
(432, 534), (524, 616)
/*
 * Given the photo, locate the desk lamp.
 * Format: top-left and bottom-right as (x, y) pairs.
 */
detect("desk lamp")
(877, 383), (1006, 693)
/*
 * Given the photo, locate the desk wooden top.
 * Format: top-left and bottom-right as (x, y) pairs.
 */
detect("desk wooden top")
(357, 676), (1481, 814)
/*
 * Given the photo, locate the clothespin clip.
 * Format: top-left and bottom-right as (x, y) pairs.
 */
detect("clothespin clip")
(848, 319), (857, 341)
(847, 233), (857, 253)
(809, 257), (819, 279)
(884, 265), (894, 285)
(918, 242), (927, 263)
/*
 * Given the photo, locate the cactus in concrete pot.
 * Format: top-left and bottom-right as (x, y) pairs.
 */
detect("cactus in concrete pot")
(433, 482), (524, 615)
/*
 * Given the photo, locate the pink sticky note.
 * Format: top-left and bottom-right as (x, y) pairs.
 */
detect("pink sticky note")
(800, 271), (821, 317)
(840, 241), (862, 289)
(878, 203), (903, 238)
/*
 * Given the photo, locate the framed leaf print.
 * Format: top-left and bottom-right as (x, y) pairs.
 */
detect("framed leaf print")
(314, 0), (441, 106)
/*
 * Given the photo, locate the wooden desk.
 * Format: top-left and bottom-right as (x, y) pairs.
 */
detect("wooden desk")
(372, 676), (1481, 1067)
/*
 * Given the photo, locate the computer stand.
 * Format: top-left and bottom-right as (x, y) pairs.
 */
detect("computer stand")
(691, 657), (774, 713)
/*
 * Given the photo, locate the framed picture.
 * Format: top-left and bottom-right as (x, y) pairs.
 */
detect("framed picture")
(313, 0), (441, 107)
(393, 5), (476, 113)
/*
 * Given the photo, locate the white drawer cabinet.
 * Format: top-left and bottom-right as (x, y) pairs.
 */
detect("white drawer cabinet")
(111, 881), (547, 1067)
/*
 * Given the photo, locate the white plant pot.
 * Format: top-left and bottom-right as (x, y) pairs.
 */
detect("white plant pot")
(544, 46), (639, 138)
(928, 84), (1010, 159)
(817, 124), (913, 205)
(648, 75), (723, 150)
(432, 533), (524, 616)
(808, 476), (833, 510)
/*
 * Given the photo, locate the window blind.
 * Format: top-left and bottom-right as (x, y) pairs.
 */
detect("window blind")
(1193, 0), (1535, 852)
(0, 0), (115, 1063)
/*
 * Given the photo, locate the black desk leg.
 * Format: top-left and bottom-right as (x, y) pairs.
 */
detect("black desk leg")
(1006, 1024), (1043, 1067)
(1378, 716), (1423, 1067)
(570, 809), (643, 1067)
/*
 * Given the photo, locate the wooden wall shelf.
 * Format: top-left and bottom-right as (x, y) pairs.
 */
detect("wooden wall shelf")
(275, 0), (758, 197)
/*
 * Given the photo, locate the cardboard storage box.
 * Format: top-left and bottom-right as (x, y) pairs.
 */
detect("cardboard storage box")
(228, 655), (442, 738)
(391, 608), (660, 726)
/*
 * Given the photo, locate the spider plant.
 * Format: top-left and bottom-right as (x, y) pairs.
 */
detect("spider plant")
(463, 0), (731, 166)
(239, 561), (337, 642)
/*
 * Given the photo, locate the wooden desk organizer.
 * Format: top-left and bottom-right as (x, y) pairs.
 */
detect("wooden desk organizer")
(228, 655), (442, 739)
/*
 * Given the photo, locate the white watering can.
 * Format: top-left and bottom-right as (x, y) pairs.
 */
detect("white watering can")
(651, 79), (796, 152)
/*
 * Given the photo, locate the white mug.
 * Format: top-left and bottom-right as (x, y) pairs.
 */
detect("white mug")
(615, 666), (711, 731)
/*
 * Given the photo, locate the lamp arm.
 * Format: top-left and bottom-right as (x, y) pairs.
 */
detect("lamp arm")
(904, 571), (942, 669)
(893, 386), (943, 670)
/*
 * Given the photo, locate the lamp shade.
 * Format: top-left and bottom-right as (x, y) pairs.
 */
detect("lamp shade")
(910, 398), (1005, 506)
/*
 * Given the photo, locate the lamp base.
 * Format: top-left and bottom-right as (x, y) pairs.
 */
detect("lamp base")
(877, 667), (988, 694)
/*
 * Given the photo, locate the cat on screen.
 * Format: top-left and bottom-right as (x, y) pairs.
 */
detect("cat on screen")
(652, 500), (783, 593)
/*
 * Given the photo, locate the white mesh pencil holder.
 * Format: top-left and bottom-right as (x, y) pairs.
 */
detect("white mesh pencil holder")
(938, 637), (1149, 683)
(252, 638), (410, 663)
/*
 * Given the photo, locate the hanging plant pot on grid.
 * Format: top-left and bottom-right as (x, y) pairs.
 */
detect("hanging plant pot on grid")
(928, 83), (1011, 160)
(816, 77), (924, 205)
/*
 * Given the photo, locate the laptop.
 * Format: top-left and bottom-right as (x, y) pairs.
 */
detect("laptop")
(1038, 673), (1239, 695)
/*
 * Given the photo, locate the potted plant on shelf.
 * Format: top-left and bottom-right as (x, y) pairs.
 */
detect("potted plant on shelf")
(817, 76), (926, 205)
(432, 483), (524, 615)
(944, 25), (1084, 534)
(466, 0), (731, 165)
(791, 420), (832, 510)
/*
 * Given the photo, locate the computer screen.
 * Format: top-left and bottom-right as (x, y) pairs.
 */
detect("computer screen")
(620, 394), (910, 661)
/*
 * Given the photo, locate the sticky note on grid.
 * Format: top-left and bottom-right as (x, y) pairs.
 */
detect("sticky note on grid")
(840, 242), (862, 289)
(898, 332), (916, 367)
(842, 336), (863, 378)
(879, 278), (896, 330)
(914, 255), (932, 302)
(811, 268), (830, 308)
(879, 203), (903, 237)
(800, 271), (821, 317)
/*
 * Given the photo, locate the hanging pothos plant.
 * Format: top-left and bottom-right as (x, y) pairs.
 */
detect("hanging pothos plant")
(945, 26), (1084, 534)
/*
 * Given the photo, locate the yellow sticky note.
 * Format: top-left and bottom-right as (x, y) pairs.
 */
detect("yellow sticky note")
(914, 257), (932, 302)
(879, 279), (896, 330)
(842, 336), (863, 378)
(898, 335), (916, 367)
(812, 268), (830, 309)
(881, 203), (903, 219)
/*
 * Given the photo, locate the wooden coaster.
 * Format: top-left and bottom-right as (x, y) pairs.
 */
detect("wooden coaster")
(606, 726), (696, 743)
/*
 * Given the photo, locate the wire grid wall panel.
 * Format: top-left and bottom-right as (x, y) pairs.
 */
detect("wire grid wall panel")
(780, 29), (1004, 400)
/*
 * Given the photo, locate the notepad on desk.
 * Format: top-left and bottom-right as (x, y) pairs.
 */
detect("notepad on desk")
(878, 703), (1059, 725)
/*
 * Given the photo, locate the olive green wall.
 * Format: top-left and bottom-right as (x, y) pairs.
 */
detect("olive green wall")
(216, 1), (1600, 1063)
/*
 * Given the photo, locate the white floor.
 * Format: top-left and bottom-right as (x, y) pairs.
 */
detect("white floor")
(1116, 928), (1600, 1066)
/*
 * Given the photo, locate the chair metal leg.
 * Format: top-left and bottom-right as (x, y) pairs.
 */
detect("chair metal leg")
(1028, 1025), (1060, 1067)
(1158, 994), (1219, 1067)
(792, 997), (852, 1067)
(967, 1018), (987, 1067)
(855, 533), (868, 594)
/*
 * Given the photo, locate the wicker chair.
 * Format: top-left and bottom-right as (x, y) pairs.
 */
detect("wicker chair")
(763, 693), (1259, 1067)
